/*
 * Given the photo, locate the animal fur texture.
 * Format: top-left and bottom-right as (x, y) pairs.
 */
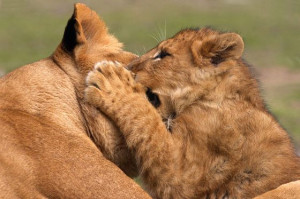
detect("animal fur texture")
(85, 28), (300, 199)
(0, 3), (150, 198)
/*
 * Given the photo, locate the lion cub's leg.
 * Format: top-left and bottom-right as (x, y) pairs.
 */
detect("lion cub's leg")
(85, 61), (145, 111)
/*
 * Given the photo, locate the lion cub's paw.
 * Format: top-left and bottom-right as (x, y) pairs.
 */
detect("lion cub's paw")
(85, 60), (145, 110)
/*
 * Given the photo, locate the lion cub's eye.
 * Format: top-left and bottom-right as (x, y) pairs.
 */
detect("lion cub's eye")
(153, 50), (171, 60)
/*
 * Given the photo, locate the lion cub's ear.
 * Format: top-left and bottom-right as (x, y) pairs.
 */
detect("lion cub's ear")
(61, 3), (108, 53)
(192, 33), (244, 65)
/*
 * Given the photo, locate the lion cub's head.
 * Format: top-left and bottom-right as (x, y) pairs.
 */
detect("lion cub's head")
(128, 28), (262, 116)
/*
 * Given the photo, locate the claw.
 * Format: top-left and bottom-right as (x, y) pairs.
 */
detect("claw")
(91, 83), (100, 90)
(94, 60), (117, 70)
(94, 60), (109, 69)
(114, 61), (122, 67)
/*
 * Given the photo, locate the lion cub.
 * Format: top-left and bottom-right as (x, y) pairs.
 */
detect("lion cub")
(85, 28), (300, 199)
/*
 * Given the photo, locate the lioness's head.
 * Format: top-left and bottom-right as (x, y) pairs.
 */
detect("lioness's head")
(54, 3), (137, 77)
(127, 28), (258, 115)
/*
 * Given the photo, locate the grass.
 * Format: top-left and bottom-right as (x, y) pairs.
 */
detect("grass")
(0, 0), (299, 146)
(267, 84), (300, 146)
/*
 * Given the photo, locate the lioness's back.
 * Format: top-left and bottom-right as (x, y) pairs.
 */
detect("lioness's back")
(0, 59), (85, 131)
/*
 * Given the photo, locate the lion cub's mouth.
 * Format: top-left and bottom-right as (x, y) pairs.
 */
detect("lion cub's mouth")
(146, 88), (161, 108)
(146, 88), (175, 132)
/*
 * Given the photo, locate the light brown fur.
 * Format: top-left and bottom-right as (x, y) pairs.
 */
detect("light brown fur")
(254, 180), (300, 199)
(85, 28), (300, 199)
(0, 4), (151, 198)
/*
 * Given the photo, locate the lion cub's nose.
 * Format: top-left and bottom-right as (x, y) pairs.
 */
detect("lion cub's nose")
(126, 57), (146, 72)
(125, 63), (134, 71)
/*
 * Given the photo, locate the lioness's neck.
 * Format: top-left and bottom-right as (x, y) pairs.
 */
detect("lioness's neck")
(51, 49), (137, 176)
(52, 50), (102, 143)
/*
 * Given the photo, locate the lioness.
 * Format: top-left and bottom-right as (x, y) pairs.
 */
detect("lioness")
(0, 3), (150, 199)
(254, 180), (300, 199)
(85, 28), (300, 198)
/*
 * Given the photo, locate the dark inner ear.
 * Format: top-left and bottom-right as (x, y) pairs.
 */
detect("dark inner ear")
(211, 45), (235, 65)
(211, 55), (224, 65)
(61, 14), (77, 53)
(200, 33), (244, 66)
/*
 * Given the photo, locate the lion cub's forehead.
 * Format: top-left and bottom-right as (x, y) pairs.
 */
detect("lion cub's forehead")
(173, 29), (199, 40)
(160, 28), (220, 49)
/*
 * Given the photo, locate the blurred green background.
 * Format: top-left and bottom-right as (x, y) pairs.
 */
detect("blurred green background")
(0, 0), (299, 149)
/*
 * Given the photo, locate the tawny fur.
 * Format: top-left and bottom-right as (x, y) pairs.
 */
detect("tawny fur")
(0, 4), (151, 198)
(254, 180), (300, 199)
(85, 28), (300, 199)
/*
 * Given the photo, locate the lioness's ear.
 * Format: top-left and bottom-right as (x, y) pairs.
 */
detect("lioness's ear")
(193, 33), (244, 65)
(61, 3), (108, 53)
